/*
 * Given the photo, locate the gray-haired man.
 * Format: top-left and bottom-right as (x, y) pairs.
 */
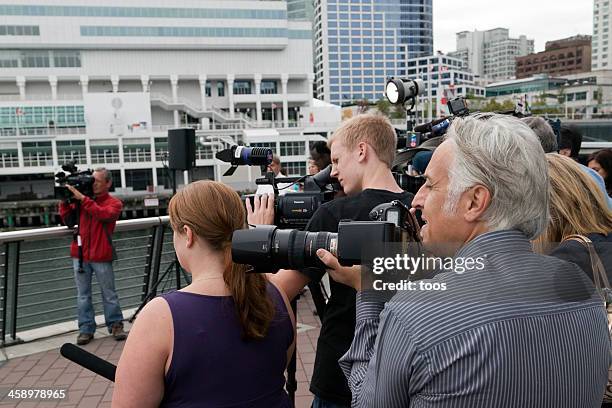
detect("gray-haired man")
(318, 114), (610, 407)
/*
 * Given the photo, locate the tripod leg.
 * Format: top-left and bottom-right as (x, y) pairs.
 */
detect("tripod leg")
(129, 259), (176, 322)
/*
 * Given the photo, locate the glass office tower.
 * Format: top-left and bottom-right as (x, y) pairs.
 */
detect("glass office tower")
(315, 0), (433, 105)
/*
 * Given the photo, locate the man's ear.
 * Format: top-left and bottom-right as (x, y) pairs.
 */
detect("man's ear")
(463, 184), (491, 222)
(357, 141), (368, 163)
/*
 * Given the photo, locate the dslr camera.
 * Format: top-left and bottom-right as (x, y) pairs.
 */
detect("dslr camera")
(54, 162), (95, 202)
(232, 200), (418, 272)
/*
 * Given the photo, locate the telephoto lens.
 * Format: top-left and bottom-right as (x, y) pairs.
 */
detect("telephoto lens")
(231, 225), (337, 272)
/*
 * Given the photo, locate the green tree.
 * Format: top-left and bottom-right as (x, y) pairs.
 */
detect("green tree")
(390, 104), (406, 119)
(375, 97), (391, 116)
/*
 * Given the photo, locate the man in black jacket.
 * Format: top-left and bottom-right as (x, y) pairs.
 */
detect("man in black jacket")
(248, 114), (412, 407)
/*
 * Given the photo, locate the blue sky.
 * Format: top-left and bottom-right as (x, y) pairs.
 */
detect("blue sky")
(433, 0), (593, 53)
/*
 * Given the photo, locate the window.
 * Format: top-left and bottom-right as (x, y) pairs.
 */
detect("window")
(21, 51), (50, 67)
(261, 80), (277, 94)
(123, 143), (151, 163)
(53, 51), (81, 67)
(233, 80), (252, 95)
(22, 141), (52, 167)
(280, 141), (305, 156)
(0, 25), (40, 36)
(56, 140), (86, 164)
(205, 81), (212, 97)
(0, 149), (19, 168)
(217, 82), (225, 97)
(154, 137), (168, 161)
(283, 161), (306, 176)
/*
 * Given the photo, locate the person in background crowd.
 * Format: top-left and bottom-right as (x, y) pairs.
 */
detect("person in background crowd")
(317, 114), (610, 407)
(308, 158), (321, 175)
(521, 116), (558, 153)
(310, 140), (332, 170)
(559, 125), (583, 159)
(256, 154), (292, 195)
(59, 167), (126, 346)
(113, 180), (295, 408)
(534, 153), (612, 281)
(410, 150), (433, 175)
(588, 149), (612, 197)
(527, 119), (611, 208)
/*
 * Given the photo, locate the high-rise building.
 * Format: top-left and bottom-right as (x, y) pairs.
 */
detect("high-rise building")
(287, 0), (314, 21)
(314, 0), (433, 106)
(516, 36), (591, 79)
(450, 28), (534, 82)
(592, 0), (612, 70)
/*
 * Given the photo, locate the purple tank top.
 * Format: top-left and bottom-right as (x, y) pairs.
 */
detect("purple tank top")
(159, 282), (293, 408)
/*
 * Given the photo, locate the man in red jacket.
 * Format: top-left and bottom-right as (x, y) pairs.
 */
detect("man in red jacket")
(59, 168), (127, 345)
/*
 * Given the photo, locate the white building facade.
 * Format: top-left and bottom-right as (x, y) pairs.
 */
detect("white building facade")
(0, 0), (338, 199)
(450, 28), (534, 82)
(592, 0), (612, 70)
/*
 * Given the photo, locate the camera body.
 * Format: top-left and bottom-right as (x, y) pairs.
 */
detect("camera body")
(247, 164), (338, 230)
(232, 200), (414, 272)
(54, 162), (95, 202)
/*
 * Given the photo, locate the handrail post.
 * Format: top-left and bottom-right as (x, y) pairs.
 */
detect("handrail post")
(141, 224), (164, 301)
(1, 243), (8, 344)
(10, 241), (20, 343)
(140, 226), (156, 302)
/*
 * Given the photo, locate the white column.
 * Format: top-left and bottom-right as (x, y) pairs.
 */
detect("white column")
(111, 75), (120, 93)
(17, 141), (24, 168)
(198, 74), (207, 111)
(85, 139), (91, 166)
(51, 140), (58, 167)
(79, 75), (89, 96)
(586, 89), (593, 120)
(16, 76), (26, 100)
(227, 74), (235, 119)
(254, 73), (262, 124)
(306, 73), (314, 107)
(152, 168), (158, 191)
(198, 74), (210, 129)
(281, 73), (289, 128)
(120, 168), (126, 190)
(118, 137), (126, 190)
(140, 75), (150, 93)
(49, 75), (58, 100)
(170, 75), (180, 126)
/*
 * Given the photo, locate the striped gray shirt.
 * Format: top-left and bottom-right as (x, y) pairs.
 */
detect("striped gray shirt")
(339, 230), (610, 407)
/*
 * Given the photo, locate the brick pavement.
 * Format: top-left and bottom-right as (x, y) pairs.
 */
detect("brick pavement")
(0, 289), (323, 408)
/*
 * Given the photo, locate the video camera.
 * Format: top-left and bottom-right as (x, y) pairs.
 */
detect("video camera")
(232, 200), (417, 272)
(215, 143), (339, 229)
(54, 162), (95, 202)
(249, 165), (338, 229)
(390, 96), (471, 194)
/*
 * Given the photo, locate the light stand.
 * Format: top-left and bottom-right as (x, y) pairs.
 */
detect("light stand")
(130, 164), (189, 322)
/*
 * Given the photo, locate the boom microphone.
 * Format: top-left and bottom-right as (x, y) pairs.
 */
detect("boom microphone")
(60, 343), (117, 382)
(215, 145), (274, 176)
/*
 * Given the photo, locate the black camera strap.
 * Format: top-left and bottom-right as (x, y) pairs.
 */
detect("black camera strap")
(102, 223), (118, 262)
(74, 201), (85, 274)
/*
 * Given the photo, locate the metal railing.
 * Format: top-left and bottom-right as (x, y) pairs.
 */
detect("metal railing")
(0, 216), (183, 346)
